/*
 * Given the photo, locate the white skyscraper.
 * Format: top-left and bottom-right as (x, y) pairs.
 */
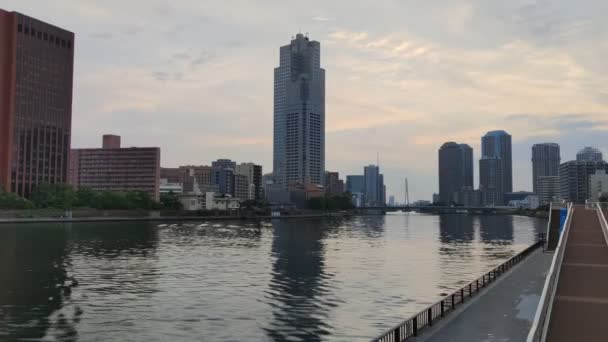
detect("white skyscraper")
(273, 33), (325, 187)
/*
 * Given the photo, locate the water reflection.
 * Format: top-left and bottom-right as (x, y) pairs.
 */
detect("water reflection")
(264, 219), (334, 342)
(0, 225), (79, 341)
(479, 215), (514, 244)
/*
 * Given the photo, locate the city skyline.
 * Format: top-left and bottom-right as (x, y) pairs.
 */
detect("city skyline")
(3, 1), (608, 201)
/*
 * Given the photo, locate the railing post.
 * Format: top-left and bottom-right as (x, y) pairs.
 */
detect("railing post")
(476, 279), (479, 291)
(469, 283), (472, 297)
(394, 327), (401, 342)
(428, 308), (433, 326)
(451, 294), (455, 308)
(461, 288), (464, 302)
(413, 316), (418, 336)
(441, 300), (445, 317)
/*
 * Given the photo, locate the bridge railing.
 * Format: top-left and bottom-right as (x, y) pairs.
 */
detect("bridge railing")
(527, 202), (574, 342)
(370, 234), (546, 342)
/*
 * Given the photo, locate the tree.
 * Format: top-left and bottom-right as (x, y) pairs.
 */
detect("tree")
(30, 183), (77, 209)
(160, 191), (183, 210)
(76, 187), (98, 208)
(94, 191), (131, 210)
(0, 188), (34, 209)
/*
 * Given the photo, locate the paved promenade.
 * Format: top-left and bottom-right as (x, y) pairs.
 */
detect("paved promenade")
(545, 206), (608, 342)
(421, 249), (553, 342)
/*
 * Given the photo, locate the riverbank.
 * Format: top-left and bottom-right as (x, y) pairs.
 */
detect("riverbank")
(0, 210), (357, 224)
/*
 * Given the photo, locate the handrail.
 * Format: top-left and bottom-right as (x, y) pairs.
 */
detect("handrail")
(526, 203), (575, 342)
(596, 202), (608, 245)
(370, 235), (546, 342)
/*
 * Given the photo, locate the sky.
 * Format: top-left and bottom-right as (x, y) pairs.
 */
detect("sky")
(6, 0), (608, 201)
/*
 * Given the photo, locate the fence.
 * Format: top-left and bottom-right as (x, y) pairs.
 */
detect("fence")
(371, 234), (546, 342)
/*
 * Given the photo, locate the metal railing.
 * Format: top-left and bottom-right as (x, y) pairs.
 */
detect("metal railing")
(527, 203), (574, 342)
(371, 234), (546, 342)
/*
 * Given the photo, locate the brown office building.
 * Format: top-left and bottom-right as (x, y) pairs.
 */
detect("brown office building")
(69, 135), (161, 200)
(0, 10), (74, 197)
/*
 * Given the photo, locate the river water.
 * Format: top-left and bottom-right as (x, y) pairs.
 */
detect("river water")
(0, 213), (545, 341)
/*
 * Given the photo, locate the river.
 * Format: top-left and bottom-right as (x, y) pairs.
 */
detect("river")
(0, 213), (545, 341)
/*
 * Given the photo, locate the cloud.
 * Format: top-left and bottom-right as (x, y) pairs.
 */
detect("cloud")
(312, 15), (334, 22)
(89, 32), (114, 39)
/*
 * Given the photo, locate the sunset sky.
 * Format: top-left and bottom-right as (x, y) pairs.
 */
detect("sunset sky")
(6, 0), (608, 200)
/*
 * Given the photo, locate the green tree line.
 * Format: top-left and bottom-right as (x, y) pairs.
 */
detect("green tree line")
(307, 193), (355, 210)
(0, 183), (182, 210)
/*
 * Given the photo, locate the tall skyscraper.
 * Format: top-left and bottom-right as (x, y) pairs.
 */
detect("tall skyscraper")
(363, 165), (385, 206)
(576, 146), (603, 162)
(531, 143), (560, 194)
(273, 33), (325, 187)
(479, 130), (512, 205)
(438, 142), (473, 205)
(0, 10), (74, 197)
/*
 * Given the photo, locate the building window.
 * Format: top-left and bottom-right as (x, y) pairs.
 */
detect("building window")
(17, 24), (22, 32)
(61, 39), (66, 47)
(67, 41), (72, 49)
(37, 31), (42, 39)
(43, 33), (48, 41)
(31, 28), (36, 36)
(24, 26), (29, 34)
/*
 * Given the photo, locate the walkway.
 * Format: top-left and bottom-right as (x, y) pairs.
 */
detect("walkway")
(545, 206), (608, 342)
(422, 249), (553, 342)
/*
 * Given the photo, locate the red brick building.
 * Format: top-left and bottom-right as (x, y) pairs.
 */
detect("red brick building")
(69, 135), (161, 200)
(0, 9), (74, 197)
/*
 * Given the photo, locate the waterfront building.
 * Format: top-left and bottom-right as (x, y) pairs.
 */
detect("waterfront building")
(438, 142), (473, 205)
(212, 159), (236, 170)
(233, 173), (250, 201)
(504, 191), (535, 203)
(508, 195), (540, 209)
(160, 179), (183, 194)
(68, 135), (160, 200)
(346, 175), (365, 207)
(324, 171), (344, 194)
(538, 176), (560, 205)
(589, 169), (608, 202)
(235, 163), (263, 200)
(346, 175), (364, 193)
(454, 187), (482, 207)
(363, 165), (385, 206)
(559, 160), (608, 203)
(531, 143), (560, 194)
(388, 195), (395, 206)
(576, 146), (603, 162)
(0, 10), (74, 197)
(479, 130), (512, 205)
(273, 33), (325, 187)
(432, 193), (440, 204)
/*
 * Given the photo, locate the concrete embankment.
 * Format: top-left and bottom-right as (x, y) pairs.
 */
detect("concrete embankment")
(0, 210), (357, 224)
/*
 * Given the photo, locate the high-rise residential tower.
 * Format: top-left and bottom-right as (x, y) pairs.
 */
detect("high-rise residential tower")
(576, 147), (603, 162)
(438, 142), (473, 205)
(531, 143), (560, 194)
(479, 130), (512, 205)
(273, 33), (325, 187)
(363, 165), (385, 206)
(0, 10), (74, 197)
